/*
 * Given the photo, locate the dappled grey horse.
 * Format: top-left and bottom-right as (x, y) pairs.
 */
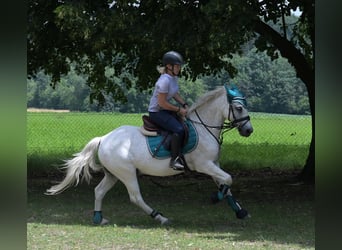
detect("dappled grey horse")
(46, 85), (253, 225)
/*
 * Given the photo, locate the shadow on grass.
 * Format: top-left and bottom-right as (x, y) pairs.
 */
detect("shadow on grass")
(28, 169), (314, 249)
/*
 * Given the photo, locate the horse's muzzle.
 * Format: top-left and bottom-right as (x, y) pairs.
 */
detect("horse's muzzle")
(238, 123), (253, 137)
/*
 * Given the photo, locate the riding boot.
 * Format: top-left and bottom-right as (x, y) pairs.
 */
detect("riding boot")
(170, 133), (184, 171)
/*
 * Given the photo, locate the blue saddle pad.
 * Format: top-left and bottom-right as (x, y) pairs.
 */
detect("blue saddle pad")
(146, 120), (198, 159)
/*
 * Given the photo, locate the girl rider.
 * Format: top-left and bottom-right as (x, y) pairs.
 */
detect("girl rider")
(148, 51), (189, 170)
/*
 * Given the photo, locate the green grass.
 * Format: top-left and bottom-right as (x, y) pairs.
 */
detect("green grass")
(27, 112), (142, 150)
(222, 112), (311, 145)
(27, 112), (314, 249)
(27, 111), (312, 176)
(27, 172), (314, 249)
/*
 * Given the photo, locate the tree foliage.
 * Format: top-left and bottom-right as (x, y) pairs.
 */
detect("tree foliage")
(28, 50), (309, 115)
(28, 0), (314, 182)
(231, 48), (310, 114)
(28, 0), (313, 95)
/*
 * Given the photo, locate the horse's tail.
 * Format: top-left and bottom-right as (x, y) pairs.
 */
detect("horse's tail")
(45, 136), (102, 195)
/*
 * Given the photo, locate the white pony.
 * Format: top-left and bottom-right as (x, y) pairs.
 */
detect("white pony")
(46, 85), (253, 225)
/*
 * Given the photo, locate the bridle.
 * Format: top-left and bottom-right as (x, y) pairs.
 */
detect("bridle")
(188, 99), (250, 145)
(227, 99), (251, 131)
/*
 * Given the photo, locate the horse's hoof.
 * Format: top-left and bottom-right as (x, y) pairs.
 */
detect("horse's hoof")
(210, 191), (220, 204)
(161, 218), (171, 226)
(100, 218), (109, 225)
(236, 209), (249, 219)
(93, 218), (109, 226)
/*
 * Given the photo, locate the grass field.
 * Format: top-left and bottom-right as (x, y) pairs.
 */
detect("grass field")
(27, 111), (314, 249)
(27, 171), (314, 249)
(27, 111), (312, 176)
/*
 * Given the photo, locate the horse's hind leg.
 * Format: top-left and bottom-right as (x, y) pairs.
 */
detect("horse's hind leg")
(93, 170), (118, 225)
(114, 168), (170, 225)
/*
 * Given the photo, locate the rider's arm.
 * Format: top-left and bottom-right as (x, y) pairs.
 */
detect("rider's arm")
(158, 93), (187, 116)
(173, 93), (188, 108)
(158, 93), (179, 112)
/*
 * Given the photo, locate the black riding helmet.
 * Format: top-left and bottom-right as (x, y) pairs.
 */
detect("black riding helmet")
(162, 51), (184, 66)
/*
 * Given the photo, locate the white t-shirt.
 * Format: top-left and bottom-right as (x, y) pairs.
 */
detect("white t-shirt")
(148, 73), (179, 112)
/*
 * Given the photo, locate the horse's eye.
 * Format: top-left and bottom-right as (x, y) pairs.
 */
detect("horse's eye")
(236, 106), (243, 112)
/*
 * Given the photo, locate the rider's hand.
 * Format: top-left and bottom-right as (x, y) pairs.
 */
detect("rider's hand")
(179, 107), (187, 117)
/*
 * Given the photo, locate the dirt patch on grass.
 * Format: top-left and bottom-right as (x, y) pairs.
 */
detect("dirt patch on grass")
(27, 108), (70, 113)
(29, 168), (314, 204)
(140, 168), (314, 202)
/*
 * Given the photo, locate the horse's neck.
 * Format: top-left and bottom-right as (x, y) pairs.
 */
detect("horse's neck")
(188, 96), (227, 137)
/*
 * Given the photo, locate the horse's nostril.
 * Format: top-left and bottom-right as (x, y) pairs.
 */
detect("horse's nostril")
(245, 129), (253, 135)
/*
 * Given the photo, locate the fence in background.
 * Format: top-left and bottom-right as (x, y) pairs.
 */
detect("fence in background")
(27, 110), (312, 173)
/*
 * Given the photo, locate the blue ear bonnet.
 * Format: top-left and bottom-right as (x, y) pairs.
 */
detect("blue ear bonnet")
(224, 84), (247, 107)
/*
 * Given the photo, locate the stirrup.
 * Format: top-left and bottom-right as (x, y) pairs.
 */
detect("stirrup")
(170, 157), (184, 171)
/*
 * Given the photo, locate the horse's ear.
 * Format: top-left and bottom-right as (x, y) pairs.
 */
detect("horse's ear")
(225, 84), (247, 106)
(226, 83), (237, 90)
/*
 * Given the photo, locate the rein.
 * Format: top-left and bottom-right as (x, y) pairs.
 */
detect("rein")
(188, 103), (250, 145)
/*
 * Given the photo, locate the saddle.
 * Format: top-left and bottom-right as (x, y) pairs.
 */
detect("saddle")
(140, 115), (160, 135)
(140, 115), (189, 146)
(140, 114), (195, 159)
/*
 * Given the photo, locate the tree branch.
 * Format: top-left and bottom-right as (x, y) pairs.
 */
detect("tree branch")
(253, 19), (314, 86)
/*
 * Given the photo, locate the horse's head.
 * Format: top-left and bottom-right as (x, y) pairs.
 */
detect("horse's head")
(225, 85), (253, 137)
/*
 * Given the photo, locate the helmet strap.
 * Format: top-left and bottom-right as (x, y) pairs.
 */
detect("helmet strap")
(171, 65), (176, 76)
(166, 65), (178, 76)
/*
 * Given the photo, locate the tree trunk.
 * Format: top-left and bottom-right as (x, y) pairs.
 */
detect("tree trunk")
(254, 19), (315, 184)
(299, 137), (315, 184)
(298, 64), (315, 184)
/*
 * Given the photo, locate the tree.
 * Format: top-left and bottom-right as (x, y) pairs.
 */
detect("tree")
(230, 48), (310, 114)
(28, 0), (314, 183)
(27, 67), (92, 111)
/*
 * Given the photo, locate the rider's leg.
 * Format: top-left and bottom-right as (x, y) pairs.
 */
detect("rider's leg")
(170, 133), (184, 170)
(149, 111), (185, 170)
(165, 114), (185, 170)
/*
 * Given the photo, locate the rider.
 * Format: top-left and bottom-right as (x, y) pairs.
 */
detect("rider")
(148, 51), (189, 171)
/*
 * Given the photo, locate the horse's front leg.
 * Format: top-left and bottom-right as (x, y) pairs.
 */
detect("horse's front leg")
(212, 181), (249, 219)
(196, 161), (249, 219)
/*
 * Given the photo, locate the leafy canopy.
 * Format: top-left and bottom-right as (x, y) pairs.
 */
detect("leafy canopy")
(28, 0), (313, 104)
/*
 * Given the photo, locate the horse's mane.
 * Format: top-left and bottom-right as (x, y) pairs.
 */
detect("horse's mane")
(188, 86), (225, 114)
